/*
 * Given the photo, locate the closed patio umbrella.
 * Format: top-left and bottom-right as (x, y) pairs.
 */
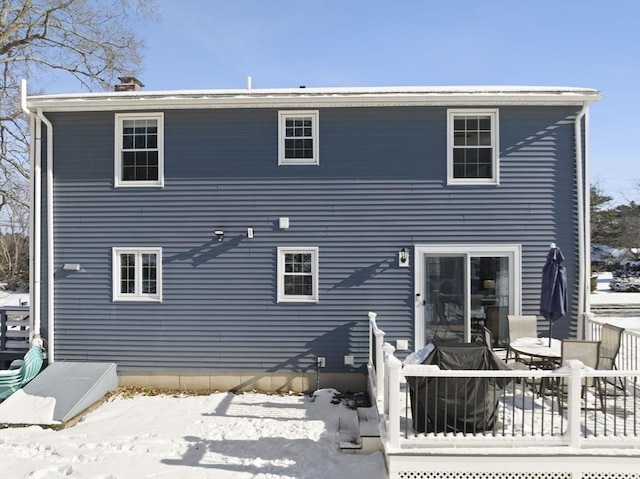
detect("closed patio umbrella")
(540, 244), (567, 347)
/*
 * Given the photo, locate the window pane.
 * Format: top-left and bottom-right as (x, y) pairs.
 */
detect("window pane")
(282, 251), (314, 296)
(284, 275), (313, 296)
(120, 254), (135, 294)
(478, 117), (491, 130)
(451, 113), (495, 179)
(142, 253), (157, 295)
(122, 151), (159, 181)
(123, 120), (135, 134)
(123, 135), (134, 149)
(120, 117), (161, 183)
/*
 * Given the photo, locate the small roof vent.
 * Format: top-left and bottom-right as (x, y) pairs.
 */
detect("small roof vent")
(115, 77), (144, 92)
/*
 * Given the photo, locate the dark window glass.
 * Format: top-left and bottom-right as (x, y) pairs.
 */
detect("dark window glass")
(122, 151), (159, 181)
(452, 114), (494, 179)
(283, 116), (314, 160)
(120, 254), (135, 294)
(141, 253), (157, 294)
(283, 252), (314, 296)
(121, 118), (159, 182)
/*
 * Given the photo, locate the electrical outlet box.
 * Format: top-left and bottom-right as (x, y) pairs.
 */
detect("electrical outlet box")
(344, 355), (355, 366)
(396, 339), (409, 351)
(317, 357), (326, 368)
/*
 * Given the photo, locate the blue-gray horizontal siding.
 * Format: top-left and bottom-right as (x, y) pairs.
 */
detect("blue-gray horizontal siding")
(43, 106), (580, 372)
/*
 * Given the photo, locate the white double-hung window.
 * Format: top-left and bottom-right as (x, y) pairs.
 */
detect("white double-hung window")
(115, 112), (164, 187)
(277, 247), (319, 302)
(113, 247), (162, 302)
(278, 111), (319, 165)
(447, 109), (499, 185)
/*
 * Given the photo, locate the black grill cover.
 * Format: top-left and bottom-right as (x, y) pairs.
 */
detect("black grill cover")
(407, 342), (511, 433)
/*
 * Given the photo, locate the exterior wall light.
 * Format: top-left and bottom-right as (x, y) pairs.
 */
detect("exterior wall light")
(214, 230), (224, 242)
(399, 248), (409, 267)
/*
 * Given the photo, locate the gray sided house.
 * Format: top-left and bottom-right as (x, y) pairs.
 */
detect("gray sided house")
(24, 84), (602, 392)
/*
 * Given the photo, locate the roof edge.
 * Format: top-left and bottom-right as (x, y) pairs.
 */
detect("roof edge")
(26, 85), (603, 112)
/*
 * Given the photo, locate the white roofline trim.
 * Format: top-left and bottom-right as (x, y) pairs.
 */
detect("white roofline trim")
(26, 86), (602, 112)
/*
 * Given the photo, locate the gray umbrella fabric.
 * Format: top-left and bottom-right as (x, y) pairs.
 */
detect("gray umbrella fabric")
(540, 245), (567, 346)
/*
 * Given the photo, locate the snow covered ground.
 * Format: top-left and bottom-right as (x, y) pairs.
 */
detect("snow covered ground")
(0, 389), (386, 479)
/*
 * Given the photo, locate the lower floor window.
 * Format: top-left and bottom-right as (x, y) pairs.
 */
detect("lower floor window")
(113, 247), (162, 301)
(277, 246), (319, 302)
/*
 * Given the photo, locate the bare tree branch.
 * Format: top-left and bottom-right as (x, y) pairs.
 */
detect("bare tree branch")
(0, 0), (156, 286)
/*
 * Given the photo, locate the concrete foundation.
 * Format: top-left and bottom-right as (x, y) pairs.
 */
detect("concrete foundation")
(118, 371), (368, 394)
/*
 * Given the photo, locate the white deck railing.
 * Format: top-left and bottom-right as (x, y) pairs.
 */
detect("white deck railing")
(368, 312), (640, 454)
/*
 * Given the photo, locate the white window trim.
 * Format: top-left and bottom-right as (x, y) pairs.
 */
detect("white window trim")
(277, 246), (319, 303)
(114, 112), (164, 187)
(112, 247), (163, 302)
(278, 110), (319, 165)
(413, 243), (521, 348)
(447, 108), (499, 185)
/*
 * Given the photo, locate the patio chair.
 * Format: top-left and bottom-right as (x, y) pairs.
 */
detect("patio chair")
(506, 315), (541, 367)
(482, 326), (529, 371)
(554, 339), (602, 411)
(598, 324), (624, 371)
(598, 323), (625, 390)
(0, 345), (44, 400)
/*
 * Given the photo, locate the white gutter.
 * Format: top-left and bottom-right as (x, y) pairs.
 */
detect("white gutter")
(21, 80), (42, 349)
(26, 87), (603, 112)
(36, 108), (55, 362)
(575, 103), (589, 340)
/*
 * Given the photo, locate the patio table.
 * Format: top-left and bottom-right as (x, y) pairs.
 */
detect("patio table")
(508, 337), (562, 369)
(508, 337), (562, 395)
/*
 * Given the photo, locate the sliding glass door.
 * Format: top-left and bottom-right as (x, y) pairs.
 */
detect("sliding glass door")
(415, 245), (521, 347)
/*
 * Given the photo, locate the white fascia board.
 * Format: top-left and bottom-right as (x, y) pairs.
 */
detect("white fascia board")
(26, 86), (602, 112)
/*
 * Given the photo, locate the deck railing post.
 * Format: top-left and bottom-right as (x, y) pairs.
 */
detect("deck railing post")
(369, 311), (386, 404)
(565, 360), (583, 448)
(386, 353), (402, 450)
(375, 330), (385, 402)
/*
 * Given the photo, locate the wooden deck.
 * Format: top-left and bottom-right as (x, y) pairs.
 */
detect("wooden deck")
(367, 311), (640, 479)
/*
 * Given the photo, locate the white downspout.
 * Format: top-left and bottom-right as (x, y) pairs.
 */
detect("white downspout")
(575, 102), (589, 340)
(37, 108), (55, 362)
(584, 108), (591, 320)
(21, 80), (42, 348)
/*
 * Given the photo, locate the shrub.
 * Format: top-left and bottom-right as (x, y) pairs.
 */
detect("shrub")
(609, 263), (640, 292)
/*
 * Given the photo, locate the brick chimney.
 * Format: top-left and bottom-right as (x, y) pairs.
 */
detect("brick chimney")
(115, 77), (144, 92)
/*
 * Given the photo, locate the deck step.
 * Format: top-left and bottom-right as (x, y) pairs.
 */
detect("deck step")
(357, 406), (380, 438)
(339, 405), (382, 453)
(338, 409), (361, 449)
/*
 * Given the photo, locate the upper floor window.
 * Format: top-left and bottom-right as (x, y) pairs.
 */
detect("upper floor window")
(278, 111), (319, 165)
(115, 113), (164, 187)
(447, 109), (499, 185)
(277, 246), (319, 303)
(112, 247), (162, 302)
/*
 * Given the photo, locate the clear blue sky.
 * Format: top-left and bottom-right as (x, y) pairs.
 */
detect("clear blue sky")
(45, 0), (640, 205)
